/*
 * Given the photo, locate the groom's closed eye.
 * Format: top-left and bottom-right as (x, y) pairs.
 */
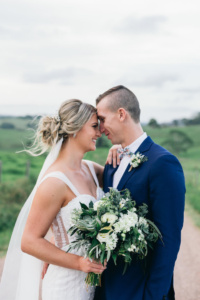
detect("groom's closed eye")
(99, 117), (105, 123)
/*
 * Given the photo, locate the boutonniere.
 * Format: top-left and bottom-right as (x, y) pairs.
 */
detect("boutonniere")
(129, 152), (148, 172)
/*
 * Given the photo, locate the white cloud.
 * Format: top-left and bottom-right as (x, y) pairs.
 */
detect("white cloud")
(23, 67), (93, 84)
(115, 15), (167, 34)
(0, 0), (200, 123)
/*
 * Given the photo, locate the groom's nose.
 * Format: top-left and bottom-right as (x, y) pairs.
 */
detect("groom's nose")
(99, 122), (105, 133)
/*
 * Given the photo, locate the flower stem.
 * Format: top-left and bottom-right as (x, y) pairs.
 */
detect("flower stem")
(85, 272), (101, 287)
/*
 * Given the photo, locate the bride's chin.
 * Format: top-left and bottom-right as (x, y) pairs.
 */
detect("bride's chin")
(84, 145), (96, 153)
(90, 144), (96, 151)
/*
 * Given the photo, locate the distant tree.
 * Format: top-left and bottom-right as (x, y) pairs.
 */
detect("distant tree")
(148, 118), (160, 128)
(19, 115), (35, 120)
(162, 129), (193, 155)
(96, 135), (112, 148)
(180, 112), (200, 126)
(188, 112), (200, 125)
(1, 122), (15, 129)
(172, 120), (179, 126)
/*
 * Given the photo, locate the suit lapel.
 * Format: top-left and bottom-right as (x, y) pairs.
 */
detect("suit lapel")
(117, 136), (153, 191)
(104, 164), (119, 192)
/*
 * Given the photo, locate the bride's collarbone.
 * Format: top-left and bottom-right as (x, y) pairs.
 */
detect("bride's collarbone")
(61, 174), (97, 207)
(68, 167), (97, 195)
(74, 174), (97, 196)
(62, 184), (97, 208)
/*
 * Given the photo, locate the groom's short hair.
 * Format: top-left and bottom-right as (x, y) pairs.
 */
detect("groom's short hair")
(96, 85), (141, 123)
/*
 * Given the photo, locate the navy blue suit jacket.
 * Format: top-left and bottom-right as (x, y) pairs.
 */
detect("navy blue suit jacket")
(94, 136), (185, 300)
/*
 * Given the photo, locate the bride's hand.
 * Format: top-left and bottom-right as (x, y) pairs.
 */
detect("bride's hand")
(79, 257), (107, 274)
(106, 144), (122, 167)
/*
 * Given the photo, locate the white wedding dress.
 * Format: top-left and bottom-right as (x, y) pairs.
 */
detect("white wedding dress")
(40, 160), (104, 300)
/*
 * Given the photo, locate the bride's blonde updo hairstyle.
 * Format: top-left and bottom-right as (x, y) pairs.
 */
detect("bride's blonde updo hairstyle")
(27, 99), (97, 156)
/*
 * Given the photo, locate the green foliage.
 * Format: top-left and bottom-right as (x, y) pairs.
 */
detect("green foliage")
(0, 228), (13, 256)
(0, 129), (34, 152)
(0, 178), (35, 231)
(96, 135), (112, 148)
(1, 122), (15, 129)
(162, 130), (193, 155)
(0, 151), (46, 182)
(0, 120), (200, 255)
(84, 148), (110, 165)
(0, 116), (38, 130)
(183, 112), (200, 125)
(148, 118), (160, 128)
(186, 182), (200, 213)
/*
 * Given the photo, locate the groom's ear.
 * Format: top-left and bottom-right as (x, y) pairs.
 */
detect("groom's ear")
(118, 108), (127, 122)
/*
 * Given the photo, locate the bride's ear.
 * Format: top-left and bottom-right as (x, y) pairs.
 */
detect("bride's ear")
(118, 108), (127, 122)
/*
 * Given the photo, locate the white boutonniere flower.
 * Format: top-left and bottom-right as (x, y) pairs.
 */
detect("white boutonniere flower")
(129, 152), (148, 172)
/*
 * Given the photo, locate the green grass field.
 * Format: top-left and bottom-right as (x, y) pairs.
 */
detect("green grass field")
(0, 120), (199, 254)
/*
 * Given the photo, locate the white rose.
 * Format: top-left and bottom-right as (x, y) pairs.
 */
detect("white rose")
(105, 232), (118, 251)
(121, 233), (126, 240)
(93, 200), (104, 211)
(101, 213), (117, 224)
(128, 244), (136, 252)
(139, 217), (147, 226)
(96, 226), (112, 243)
(119, 198), (127, 208)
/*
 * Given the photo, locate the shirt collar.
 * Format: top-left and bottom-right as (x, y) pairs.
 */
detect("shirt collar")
(127, 132), (147, 154)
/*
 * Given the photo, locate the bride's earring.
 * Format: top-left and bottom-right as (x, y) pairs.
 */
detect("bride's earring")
(73, 133), (76, 138)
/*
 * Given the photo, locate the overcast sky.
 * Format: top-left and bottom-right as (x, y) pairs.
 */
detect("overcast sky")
(0, 0), (200, 122)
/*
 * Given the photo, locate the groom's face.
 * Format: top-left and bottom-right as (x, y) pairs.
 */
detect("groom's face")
(97, 97), (121, 145)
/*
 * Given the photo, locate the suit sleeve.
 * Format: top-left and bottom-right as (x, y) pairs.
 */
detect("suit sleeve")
(143, 154), (185, 300)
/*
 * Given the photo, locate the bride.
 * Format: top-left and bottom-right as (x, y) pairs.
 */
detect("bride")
(0, 99), (118, 300)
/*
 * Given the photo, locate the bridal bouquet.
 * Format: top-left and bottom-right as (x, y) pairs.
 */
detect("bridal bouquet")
(67, 188), (162, 286)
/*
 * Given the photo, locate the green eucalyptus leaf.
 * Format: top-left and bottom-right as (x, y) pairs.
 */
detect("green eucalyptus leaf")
(80, 202), (89, 210)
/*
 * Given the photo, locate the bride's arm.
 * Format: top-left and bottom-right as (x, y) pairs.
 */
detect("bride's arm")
(21, 178), (106, 274)
(41, 233), (54, 279)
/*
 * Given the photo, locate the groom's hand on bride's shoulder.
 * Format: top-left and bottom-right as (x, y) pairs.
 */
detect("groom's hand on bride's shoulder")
(106, 144), (121, 167)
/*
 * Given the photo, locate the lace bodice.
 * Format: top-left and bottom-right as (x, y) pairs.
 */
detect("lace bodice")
(39, 160), (104, 250)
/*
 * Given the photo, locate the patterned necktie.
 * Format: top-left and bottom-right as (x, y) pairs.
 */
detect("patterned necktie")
(117, 147), (134, 159)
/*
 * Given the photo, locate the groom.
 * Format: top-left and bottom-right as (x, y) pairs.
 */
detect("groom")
(94, 86), (185, 300)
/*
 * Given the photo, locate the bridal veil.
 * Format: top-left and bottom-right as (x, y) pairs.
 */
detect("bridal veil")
(0, 138), (63, 300)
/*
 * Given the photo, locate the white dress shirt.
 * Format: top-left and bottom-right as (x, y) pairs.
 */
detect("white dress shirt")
(113, 132), (147, 188)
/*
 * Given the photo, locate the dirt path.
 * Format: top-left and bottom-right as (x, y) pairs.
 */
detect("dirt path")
(0, 213), (200, 299)
(174, 213), (200, 300)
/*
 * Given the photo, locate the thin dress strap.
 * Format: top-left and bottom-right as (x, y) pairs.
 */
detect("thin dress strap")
(84, 160), (99, 187)
(38, 172), (80, 197)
